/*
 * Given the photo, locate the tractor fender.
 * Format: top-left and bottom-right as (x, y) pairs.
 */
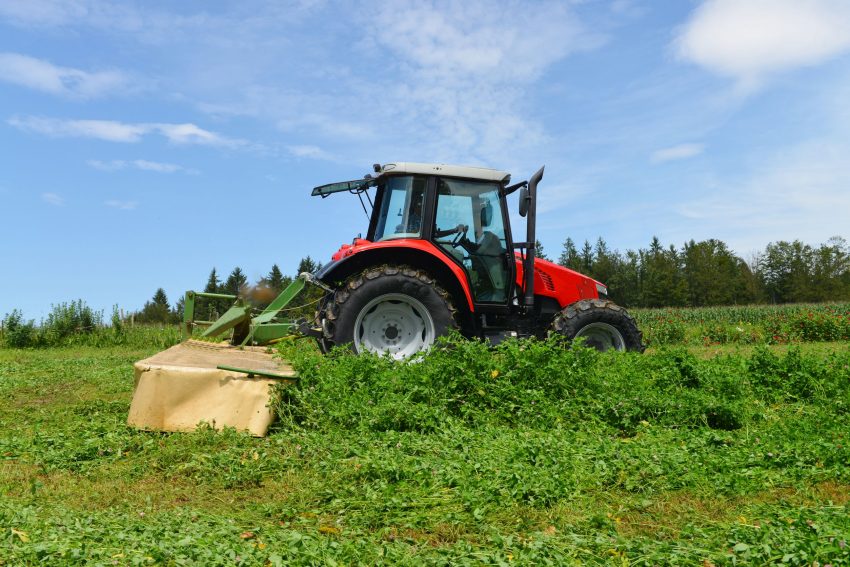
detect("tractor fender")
(317, 240), (475, 319)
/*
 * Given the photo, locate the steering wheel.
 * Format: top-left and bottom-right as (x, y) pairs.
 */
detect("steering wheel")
(450, 224), (469, 248)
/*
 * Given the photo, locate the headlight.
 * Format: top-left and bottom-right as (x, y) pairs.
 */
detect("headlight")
(596, 283), (608, 296)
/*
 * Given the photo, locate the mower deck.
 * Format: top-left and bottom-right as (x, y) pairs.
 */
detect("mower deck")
(128, 340), (296, 437)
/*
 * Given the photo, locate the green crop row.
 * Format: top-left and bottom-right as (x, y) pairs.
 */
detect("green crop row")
(634, 303), (850, 346)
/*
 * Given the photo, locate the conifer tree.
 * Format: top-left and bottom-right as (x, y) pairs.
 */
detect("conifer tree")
(580, 240), (594, 274)
(592, 237), (616, 288)
(296, 256), (322, 276)
(265, 264), (287, 292)
(203, 268), (221, 293)
(223, 267), (248, 296)
(152, 288), (169, 307)
(137, 288), (172, 324)
(558, 237), (579, 269)
(534, 239), (549, 261)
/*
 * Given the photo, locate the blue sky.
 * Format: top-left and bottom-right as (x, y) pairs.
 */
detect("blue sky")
(2, 0), (850, 318)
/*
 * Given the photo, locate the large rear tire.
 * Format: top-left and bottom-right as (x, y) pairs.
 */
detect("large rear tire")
(321, 266), (457, 359)
(551, 299), (644, 352)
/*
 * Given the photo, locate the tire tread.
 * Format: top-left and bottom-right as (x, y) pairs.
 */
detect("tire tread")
(552, 299), (645, 352)
(319, 265), (458, 353)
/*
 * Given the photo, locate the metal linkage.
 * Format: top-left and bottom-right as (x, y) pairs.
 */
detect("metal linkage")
(182, 273), (326, 346)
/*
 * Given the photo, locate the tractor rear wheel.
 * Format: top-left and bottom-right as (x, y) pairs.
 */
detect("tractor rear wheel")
(551, 299), (644, 352)
(321, 265), (457, 359)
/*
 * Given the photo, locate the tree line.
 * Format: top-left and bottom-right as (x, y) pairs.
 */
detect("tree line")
(135, 235), (850, 323)
(540, 235), (850, 308)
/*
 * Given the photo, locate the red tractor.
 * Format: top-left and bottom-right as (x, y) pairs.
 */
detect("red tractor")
(308, 162), (643, 358)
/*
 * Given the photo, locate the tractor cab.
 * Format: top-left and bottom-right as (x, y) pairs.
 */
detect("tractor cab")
(370, 170), (512, 303)
(314, 163), (517, 308)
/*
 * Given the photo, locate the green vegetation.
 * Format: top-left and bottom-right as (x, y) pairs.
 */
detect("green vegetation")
(7, 300), (848, 353)
(0, 301), (181, 349)
(2, 333), (849, 564)
(635, 303), (850, 347)
(555, 235), (850, 308)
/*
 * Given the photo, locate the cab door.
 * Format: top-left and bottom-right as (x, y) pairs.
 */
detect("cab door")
(431, 177), (513, 304)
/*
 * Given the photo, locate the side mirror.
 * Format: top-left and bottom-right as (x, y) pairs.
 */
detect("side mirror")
(480, 200), (493, 226)
(518, 187), (530, 217)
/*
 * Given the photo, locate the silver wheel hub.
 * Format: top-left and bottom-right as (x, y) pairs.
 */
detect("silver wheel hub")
(574, 322), (626, 351)
(353, 293), (435, 359)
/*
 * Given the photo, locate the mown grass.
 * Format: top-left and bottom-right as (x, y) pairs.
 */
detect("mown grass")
(2, 337), (850, 565)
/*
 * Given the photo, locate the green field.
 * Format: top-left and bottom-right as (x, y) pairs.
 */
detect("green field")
(2, 330), (849, 565)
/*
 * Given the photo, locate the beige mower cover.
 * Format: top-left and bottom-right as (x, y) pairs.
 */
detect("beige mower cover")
(128, 340), (296, 437)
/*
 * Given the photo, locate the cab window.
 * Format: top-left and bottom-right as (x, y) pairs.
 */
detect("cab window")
(433, 178), (509, 303)
(373, 176), (426, 241)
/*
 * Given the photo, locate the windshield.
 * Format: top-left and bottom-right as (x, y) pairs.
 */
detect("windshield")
(373, 175), (427, 241)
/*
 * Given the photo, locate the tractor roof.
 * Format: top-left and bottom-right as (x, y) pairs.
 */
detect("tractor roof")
(311, 162), (511, 197)
(379, 162), (511, 183)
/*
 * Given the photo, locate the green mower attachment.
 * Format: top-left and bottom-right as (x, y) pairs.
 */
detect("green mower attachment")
(182, 274), (310, 346)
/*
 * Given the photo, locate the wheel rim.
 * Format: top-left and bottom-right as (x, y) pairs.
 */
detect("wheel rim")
(353, 293), (436, 359)
(574, 322), (626, 351)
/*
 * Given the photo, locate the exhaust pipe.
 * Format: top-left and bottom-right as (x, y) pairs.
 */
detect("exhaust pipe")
(522, 166), (544, 307)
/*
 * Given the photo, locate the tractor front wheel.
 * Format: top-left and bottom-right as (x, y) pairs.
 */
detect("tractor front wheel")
(551, 299), (644, 352)
(322, 266), (457, 359)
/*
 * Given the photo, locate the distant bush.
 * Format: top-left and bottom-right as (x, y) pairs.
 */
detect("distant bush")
(1, 301), (180, 349)
(1, 309), (37, 348)
(41, 300), (101, 343)
(789, 310), (850, 342)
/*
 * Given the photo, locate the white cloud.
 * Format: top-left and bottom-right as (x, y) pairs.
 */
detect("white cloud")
(676, 0), (850, 89)
(369, 1), (589, 83)
(0, 52), (127, 98)
(0, 0), (90, 28)
(86, 159), (124, 171)
(194, 1), (602, 167)
(9, 115), (244, 147)
(286, 145), (333, 160)
(651, 143), (704, 163)
(0, 0), (85, 25)
(132, 159), (196, 173)
(9, 116), (148, 142)
(1, 2), (602, 167)
(154, 123), (229, 146)
(41, 192), (64, 206)
(105, 199), (138, 210)
(357, 1), (602, 164)
(87, 159), (197, 174)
